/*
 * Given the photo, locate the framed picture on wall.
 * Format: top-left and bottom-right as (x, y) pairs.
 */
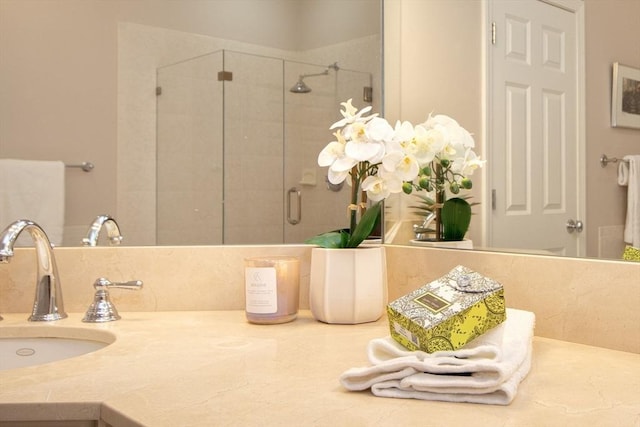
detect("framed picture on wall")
(612, 62), (640, 129)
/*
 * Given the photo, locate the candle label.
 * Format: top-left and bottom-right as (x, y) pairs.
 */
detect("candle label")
(245, 267), (278, 314)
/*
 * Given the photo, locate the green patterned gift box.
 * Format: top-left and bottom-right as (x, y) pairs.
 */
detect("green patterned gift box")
(387, 265), (506, 353)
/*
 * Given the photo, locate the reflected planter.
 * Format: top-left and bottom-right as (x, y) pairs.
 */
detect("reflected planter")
(409, 239), (473, 249)
(309, 246), (387, 324)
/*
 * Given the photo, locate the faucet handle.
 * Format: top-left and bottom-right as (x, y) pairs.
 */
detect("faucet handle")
(93, 277), (143, 291)
(82, 277), (143, 323)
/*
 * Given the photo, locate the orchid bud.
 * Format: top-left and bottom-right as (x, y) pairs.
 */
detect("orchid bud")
(461, 178), (473, 189)
(450, 182), (460, 194)
(418, 176), (430, 190)
(402, 182), (413, 195)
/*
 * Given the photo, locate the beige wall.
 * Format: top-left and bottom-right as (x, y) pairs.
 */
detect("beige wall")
(0, 1), (119, 238)
(584, 0), (640, 257)
(384, 0), (485, 243)
(385, 0), (640, 258)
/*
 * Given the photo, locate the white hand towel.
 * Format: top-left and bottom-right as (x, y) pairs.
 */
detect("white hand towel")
(620, 155), (640, 247)
(0, 159), (65, 246)
(340, 308), (535, 405)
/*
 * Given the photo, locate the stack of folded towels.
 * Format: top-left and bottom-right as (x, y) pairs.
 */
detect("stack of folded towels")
(340, 308), (535, 405)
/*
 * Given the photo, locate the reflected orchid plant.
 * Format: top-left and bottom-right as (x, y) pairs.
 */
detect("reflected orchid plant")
(306, 99), (484, 248)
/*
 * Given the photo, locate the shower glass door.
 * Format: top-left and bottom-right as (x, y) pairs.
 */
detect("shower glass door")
(222, 51), (285, 244)
(283, 63), (373, 243)
(157, 50), (374, 245)
(156, 50), (224, 245)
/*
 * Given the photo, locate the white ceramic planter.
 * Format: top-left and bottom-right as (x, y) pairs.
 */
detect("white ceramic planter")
(309, 246), (388, 324)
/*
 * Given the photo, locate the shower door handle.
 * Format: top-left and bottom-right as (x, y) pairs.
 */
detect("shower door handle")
(287, 187), (301, 225)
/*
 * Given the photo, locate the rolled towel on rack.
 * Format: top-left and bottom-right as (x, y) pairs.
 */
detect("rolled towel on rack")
(340, 308), (535, 405)
(618, 159), (630, 186)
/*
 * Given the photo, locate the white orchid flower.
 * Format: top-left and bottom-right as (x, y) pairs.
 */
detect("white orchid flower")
(451, 147), (485, 177)
(367, 117), (395, 143)
(344, 117), (389, 163)
(330, 98), (375, 130)
(424, 114), (475, 158)
(327, 167), (350, 185)
(381, 150), (420, 182)
(361, 169), (402, 201)
(412, 124), (445, 164)
(318, 132), (357, 178)
(392, 120), (415, 143)
(318, 141), (345, 167)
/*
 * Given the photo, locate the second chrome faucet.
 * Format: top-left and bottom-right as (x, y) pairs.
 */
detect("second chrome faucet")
(82, 214), (123, 247)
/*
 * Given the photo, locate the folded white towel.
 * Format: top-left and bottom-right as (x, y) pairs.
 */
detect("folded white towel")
(620, 155), (640, 247)
(340, 308), (535, 405)
(0, 159), (65, 246)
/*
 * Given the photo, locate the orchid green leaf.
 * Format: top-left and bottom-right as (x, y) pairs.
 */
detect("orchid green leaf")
(347, 201), (382, 248)
(305, 231), (349, 248)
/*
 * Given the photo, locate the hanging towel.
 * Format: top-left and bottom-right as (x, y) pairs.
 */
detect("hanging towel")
(340, 308), (535, 405)
(619, 155), (640, 247)
(0, 159), (65, 246)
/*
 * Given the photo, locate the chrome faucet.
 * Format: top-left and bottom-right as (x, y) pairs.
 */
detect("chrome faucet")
(82, 214), (123, 247)
(0, 219), (67, 321)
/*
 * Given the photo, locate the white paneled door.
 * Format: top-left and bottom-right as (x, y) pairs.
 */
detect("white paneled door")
(489, 0), (584, 256)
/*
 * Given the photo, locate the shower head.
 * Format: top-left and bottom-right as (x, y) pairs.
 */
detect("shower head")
(290, 78), (312, 93)
(289, 63), (338, 94)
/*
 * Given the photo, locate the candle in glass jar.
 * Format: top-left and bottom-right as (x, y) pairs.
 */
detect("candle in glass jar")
(244, 256), (300, 324)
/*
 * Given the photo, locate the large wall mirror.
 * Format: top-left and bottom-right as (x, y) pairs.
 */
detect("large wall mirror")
(1, 0), (638, 263)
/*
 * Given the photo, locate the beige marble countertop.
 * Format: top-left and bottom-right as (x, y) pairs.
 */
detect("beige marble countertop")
(0, 311), (639, 427)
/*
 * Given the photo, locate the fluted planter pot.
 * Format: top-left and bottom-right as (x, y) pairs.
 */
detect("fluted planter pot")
(309, 246), (387, 324)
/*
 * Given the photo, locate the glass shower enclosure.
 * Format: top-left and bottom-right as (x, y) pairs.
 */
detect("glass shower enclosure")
(156, 50), (373, 245)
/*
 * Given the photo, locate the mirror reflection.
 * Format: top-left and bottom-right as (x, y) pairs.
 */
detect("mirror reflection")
(383, 0), (639, 262)
(2, 0), (638, 264)
(0, 0), (382, 246)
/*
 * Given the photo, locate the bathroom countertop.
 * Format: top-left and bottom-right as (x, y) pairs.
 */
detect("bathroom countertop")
(0, 311), (638, 426)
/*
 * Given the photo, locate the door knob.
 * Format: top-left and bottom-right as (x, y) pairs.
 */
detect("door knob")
(565, 219), (583, 233)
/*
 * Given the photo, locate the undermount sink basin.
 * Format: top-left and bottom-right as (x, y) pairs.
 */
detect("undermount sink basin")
(0, 327), (115, 371)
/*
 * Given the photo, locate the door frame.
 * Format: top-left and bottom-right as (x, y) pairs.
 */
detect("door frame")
(482, 0), (586, 256)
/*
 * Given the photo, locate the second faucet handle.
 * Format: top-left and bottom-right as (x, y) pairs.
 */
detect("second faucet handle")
(94, 277), (143, 291)
(82, 277), (143, 323)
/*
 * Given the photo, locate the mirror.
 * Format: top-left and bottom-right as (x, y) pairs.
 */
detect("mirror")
(0, 0), (382, 246)
(383, 0), (640, 262)
(2, 0), (638, 262)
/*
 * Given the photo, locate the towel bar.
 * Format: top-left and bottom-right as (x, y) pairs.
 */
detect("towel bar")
(600, 154), (629, 168)
(65, 162), (94, 172)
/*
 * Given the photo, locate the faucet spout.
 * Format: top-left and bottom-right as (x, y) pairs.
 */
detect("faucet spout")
(0, 219), (67, 321)
(82, 215), (123, 247)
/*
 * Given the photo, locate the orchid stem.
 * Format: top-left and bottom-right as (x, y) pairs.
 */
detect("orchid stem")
(350, 166), (358, 234)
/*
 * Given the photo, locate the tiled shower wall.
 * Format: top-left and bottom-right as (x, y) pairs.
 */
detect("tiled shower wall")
(118, 23), (380, 245)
